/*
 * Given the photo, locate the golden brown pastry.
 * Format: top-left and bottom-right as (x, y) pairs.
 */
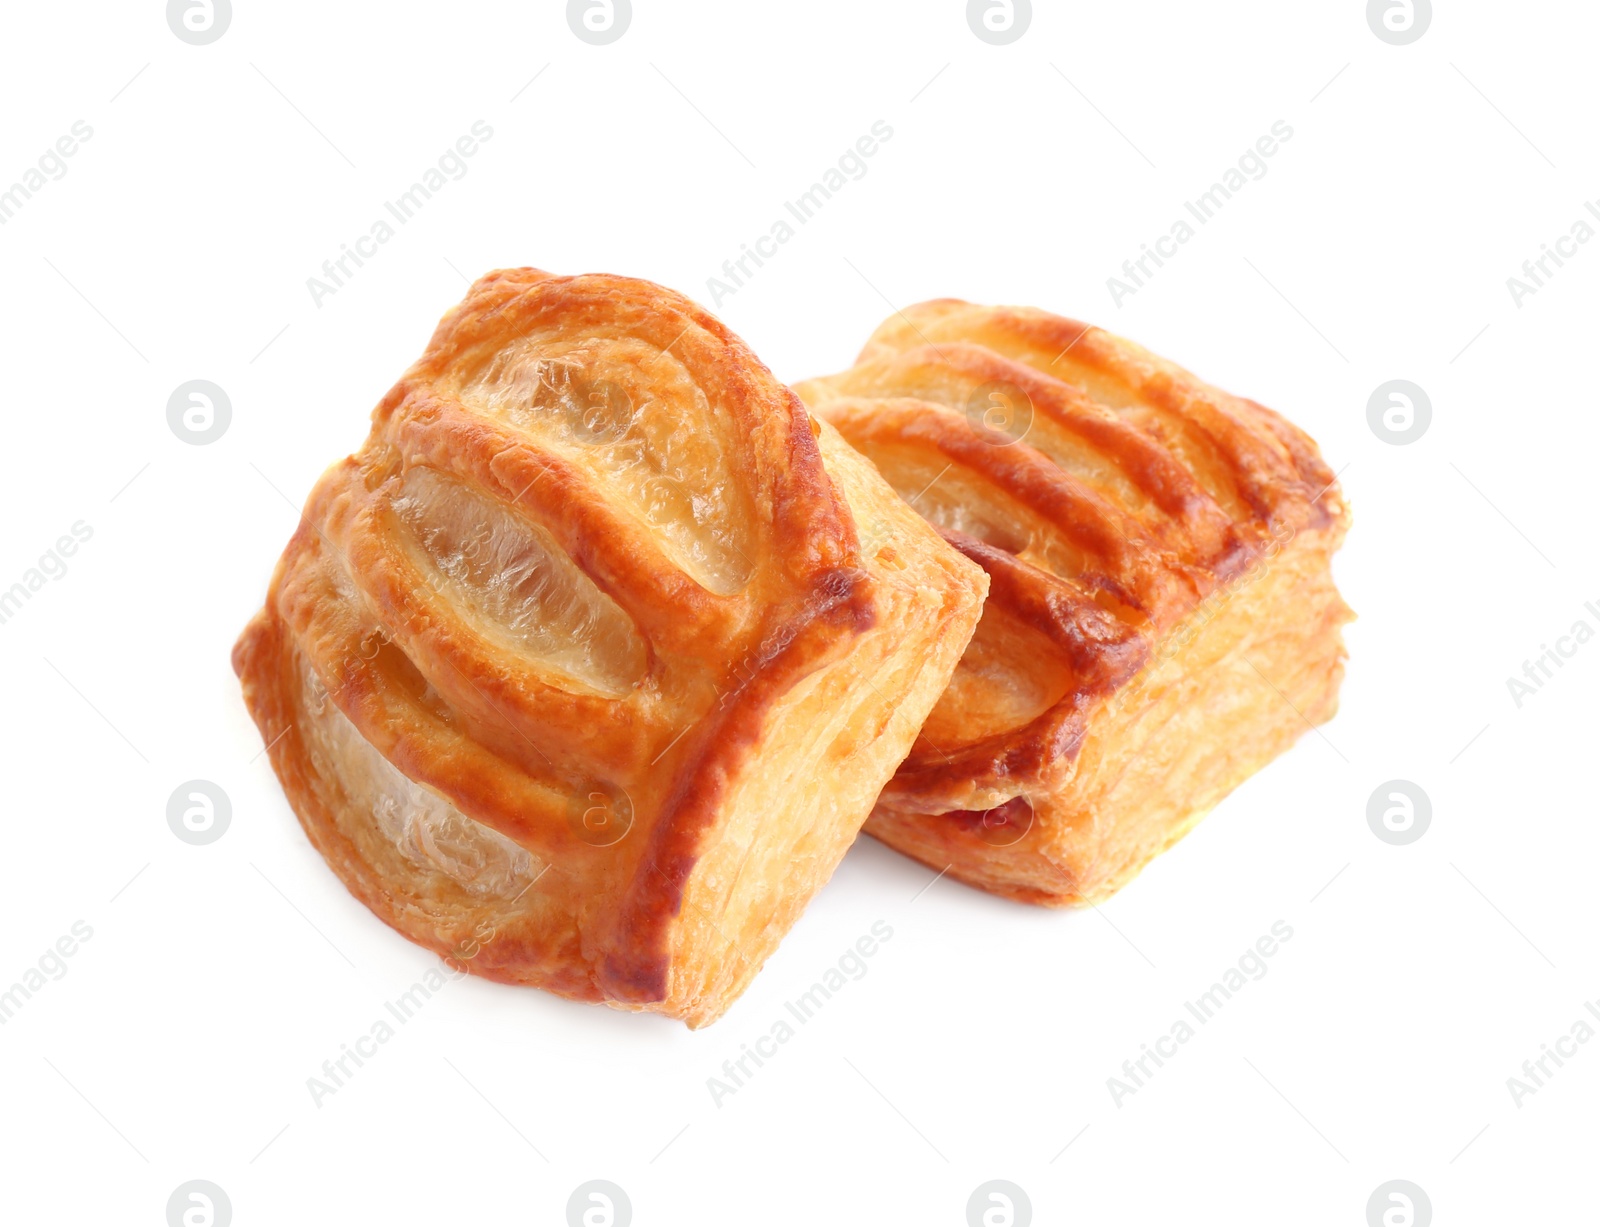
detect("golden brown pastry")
(794, 300), (1352, 906)
(233, 269), (986, 1026)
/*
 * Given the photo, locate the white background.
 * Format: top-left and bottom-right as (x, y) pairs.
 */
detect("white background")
(2, 1), (1596, 1224)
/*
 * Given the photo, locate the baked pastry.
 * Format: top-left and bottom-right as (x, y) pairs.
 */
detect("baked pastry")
(233, 269), (986, 1026)
(794, 300), (1352, 905)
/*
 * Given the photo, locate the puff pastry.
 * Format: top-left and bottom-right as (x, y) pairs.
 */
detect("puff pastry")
(233, 269), (986, 1025)
(795, 300), (1352, 906)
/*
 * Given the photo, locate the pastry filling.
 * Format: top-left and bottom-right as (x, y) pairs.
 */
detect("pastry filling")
(457, 334), (755, 595)
(299, 661), (542, 897)
(391, 465), (647, 695)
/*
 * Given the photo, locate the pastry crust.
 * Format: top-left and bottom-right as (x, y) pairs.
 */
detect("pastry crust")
(794, 300), (1352, 906)
(234, 269), (986, 1025)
